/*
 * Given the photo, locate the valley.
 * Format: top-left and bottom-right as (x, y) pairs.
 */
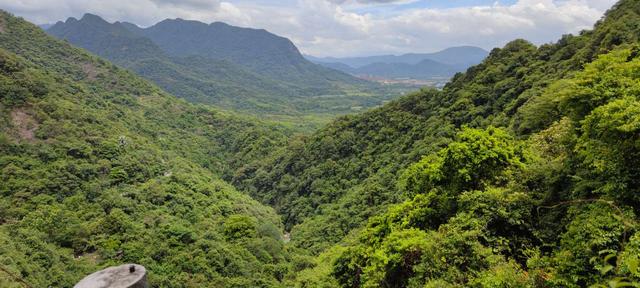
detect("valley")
(1, 1), (640, 287)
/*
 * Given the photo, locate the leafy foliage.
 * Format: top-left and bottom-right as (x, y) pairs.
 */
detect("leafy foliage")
(0, 11), (298, 287)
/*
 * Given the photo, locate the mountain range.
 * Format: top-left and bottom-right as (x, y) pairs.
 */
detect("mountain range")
(307, 46), (488, 80)
(46, 14), (408, 128)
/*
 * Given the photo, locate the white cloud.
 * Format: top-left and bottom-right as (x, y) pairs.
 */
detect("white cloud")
(0, 0), (618, 57)
(150, 0), (221, 9)
(326, 0), (415, 4)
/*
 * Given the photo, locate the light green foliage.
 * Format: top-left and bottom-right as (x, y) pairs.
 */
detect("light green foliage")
(470, 261), (533, 288)
(238, 0), (640, 254)
(524, 47), (640, 206)
(400, 127), (526, 196)
(544, 204), (631, 286)
(578, 97), (640, 201)
(398, 154), (443, 197)
(224, 215), (258, 240)
(326, 130), (535, 287)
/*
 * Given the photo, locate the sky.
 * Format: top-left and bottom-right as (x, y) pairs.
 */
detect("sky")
(0, 0), (618, 57)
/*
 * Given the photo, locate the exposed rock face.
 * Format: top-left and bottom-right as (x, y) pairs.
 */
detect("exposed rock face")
(74, 264), (147, 288)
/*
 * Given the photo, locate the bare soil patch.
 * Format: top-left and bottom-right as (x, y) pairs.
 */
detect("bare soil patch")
(10, 108), (38, 141)
(82, 62), (98, 80)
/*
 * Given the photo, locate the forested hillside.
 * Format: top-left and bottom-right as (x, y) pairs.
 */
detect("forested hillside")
(135, 18), (360, 87)
(47, 15), (412, 130)
(0, 11), (297, 287)
(232, 1), (640, 286)
(3, 0), (640, 287)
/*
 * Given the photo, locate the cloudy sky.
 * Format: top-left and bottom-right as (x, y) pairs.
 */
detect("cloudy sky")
(0, 0), (618, 57)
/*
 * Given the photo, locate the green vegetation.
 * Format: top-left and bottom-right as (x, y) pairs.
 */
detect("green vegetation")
(307, 46), (640, 287)
(0, 11), (297, 287)
(3, 0), (640, 287)
(231, 0), (640, 286)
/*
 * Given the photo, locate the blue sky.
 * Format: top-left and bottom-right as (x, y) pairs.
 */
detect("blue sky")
(0, 0), (617, 57)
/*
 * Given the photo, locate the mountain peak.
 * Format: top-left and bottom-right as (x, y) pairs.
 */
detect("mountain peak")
(79, 13), (107, 24)
(209, 21), (230, 28)
(154, 17), (206, 28)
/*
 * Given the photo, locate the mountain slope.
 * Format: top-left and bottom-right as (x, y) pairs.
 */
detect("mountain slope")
(303, 44), (640, 288)
(244, 0), (640, 286)
(235, 0), (640, 257)
(0, 10), (295, 287)
(46, 13), (165, 61)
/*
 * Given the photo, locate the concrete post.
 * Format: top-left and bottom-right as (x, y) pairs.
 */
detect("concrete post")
(74, 264), (147, 288)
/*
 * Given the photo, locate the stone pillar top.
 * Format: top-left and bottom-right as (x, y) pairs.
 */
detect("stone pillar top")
(74, 264), (147, 288)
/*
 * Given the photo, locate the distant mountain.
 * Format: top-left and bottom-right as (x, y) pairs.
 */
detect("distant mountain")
(135, 18), (361, 86)
(307, 46), (489, 68)
(47, 14), (294, 111)
(337, 58), (459, 80)
(307, 46), (488, 80)
(48, 14), (166, 61)
(46, 14), (399, 124)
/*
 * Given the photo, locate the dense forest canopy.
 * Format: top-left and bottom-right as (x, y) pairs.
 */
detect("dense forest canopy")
(1, 0), (640, 287)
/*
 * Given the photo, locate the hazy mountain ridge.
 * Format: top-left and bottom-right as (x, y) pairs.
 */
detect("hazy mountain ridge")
(307, 46), (488, 67)
(46, 14), (302, 107)
(125, 17), (372, 91)
(307, 46), (488, 81)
